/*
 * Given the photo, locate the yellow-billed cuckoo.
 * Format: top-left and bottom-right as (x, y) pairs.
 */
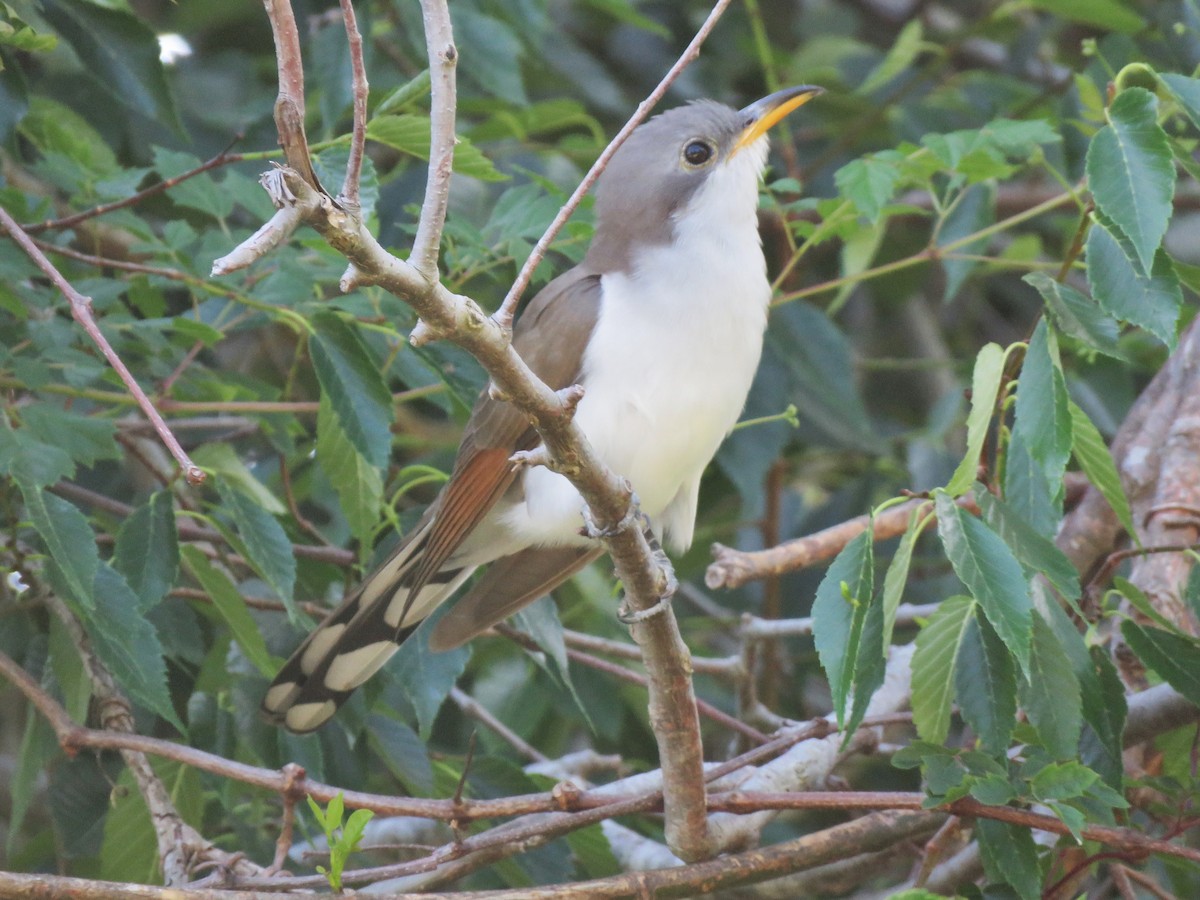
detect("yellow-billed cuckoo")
(263, 86), (823, 732)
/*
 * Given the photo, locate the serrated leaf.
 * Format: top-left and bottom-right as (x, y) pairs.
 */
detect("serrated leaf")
(911, 594), (974, 744)
(936, 491), (1032, 676)
(938, 182), (995, 302)
(19, 404), (119, 467)
(1023, 272), (1122, 359)
(1112, 575), (1174, 631)
(1086, 88), (1174, 272)
(366, 113), (507, 182)
(1079, 647), (1127, 791)
(1068, 400), (1136, 540)
(1122, 621), (1200, 706)
(812, 529), (875, 725)
(881, 504), (933, 649)
(215, 480), (296, 615)
(969, 773), (1016, 806)
(976, 817), (1043, 900)
(113, 491), (178, 612)
(180, 546), (274, 678)
(979, 493), (1080, 612)
(20, 484), (98, 609)
(956, 610), (1017, 754)
(1020, 613), (1081, 758)
(512, 596), (594, 732)
(1003, 428), (1061, 539)
(316, 395), (383, 553)
(391, 608), (471, 739)
(84, 563), (178, 727)
(1030, 760), (1098, 802)
(309, 310), (393, 469)
(845, 583), (886, 740)
(946, 343), (1006, 495)
(1085, 219), (1180, 347)
(0, 418), (74, 488)
(1013, 319), (1072, 489)
(834, 150), (904, 222)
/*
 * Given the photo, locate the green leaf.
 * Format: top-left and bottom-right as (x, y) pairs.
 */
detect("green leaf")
(39, 0), (180, 132)
(811, 529), (875, 725)
(179, 546), (274, 678)
(215, 480), (297, 614)
(911, 595), (974, 744)
(512, 596), (594, 732)
(1085, 219), (1180, 347)
(978, 493), (1080, 612)
(1003, 428), (1061, 539)
(1027, 0), (1144, 33)
(881, 504), (933, 649)
(938, 183), (995, 302)
(1112, 575), (1174, 631)
(976, 817), (1043, 900)
(309, 310), (393, 469)
(1012, 319), (1072, 490)
(945, 343), (1006, 495)
(1068, 400), (1137, 540)
(1023, 272), (1122, 360)
(565, 822), (622, 879)
(834, 150), (904, 222)
(857, 19), (923, 95)
(316, 395), (383, 554)
(0, 417), (74, 488)
(1160, 73), (1200, 132)
(112, 491), (178, 612)
(1122, 621), (1200, 706)
(366, 114), (507, 182)
(20, 484), (98, 610)
(956, 610), (1017, 754)
(375, 69), (431, 115)
(1020, 613), (1082, 758)
(1087, 87), (1174, 273)
(367, 715), (434, 795)
(391, 608), (472, 739)
(1079, 647), (1127, 792)
(935, 491), (1033, 676)
(19, 405), (119, 467)
(17, 95), (116, 176)
(1030, 760), (1098, 802)
(191, 443), (286, 515)
(83, 563), (178, 727)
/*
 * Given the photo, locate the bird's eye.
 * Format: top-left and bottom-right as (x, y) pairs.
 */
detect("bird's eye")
(683, 140), (714, 166)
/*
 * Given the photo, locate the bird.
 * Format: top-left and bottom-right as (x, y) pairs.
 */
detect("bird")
(263, 85), (823, 733)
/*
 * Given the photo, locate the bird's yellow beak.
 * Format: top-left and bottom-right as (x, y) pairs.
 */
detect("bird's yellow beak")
(731, 85), (824, 156)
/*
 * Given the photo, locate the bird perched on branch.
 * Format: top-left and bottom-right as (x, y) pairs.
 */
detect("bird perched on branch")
(264, 86), (823, 732)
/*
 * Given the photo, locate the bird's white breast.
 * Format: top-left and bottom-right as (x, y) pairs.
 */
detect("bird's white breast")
(500, 146), (772, 552)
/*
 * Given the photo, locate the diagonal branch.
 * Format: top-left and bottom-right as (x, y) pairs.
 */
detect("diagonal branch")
(337, 0), (369, 211)
(0, 205), (205, 485)
(492, 0), (737, 333)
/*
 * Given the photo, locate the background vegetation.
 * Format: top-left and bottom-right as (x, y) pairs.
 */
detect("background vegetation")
(2, 0), (1200, 896)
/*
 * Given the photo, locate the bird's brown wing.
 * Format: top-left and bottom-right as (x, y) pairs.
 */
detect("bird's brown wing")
(262, 266), (604, 732)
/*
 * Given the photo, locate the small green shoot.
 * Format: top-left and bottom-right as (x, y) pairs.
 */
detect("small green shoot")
(305, 792), (375, 892)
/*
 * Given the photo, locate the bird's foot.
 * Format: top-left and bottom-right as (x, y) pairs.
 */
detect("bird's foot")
(617, 544), (678, 625)
(579, 488), (649, 540)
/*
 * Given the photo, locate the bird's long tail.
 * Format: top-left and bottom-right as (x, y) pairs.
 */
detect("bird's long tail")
(261, 520), (475, 733)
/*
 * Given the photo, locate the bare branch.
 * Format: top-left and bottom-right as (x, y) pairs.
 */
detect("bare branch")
(262, 0), (323, 191)
(211, 168), (310, 274)
(0, 205), (205, 485)
(410, 0), (458, 278)
(337, 0), (369, 211)
(493, 0), (739, 333)
(450, 686), (548, 763)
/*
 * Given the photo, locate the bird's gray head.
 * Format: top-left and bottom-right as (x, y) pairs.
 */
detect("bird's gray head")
(585, 86), (822, 273)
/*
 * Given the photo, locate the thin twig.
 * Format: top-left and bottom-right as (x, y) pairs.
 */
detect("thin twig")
(0, 206), (205, 485)
(22, 147), (243, 234)
(450, 686), (548, 763)
(492, 0), (738, 333)
(337, 0), (369, 211)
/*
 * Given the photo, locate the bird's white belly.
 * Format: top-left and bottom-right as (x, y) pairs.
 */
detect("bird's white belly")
(498, 245), (769, 551)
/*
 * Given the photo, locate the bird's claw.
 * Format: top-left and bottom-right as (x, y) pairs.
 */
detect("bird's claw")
(617, 547), (678, 625)
(580, 489), (648, 540)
